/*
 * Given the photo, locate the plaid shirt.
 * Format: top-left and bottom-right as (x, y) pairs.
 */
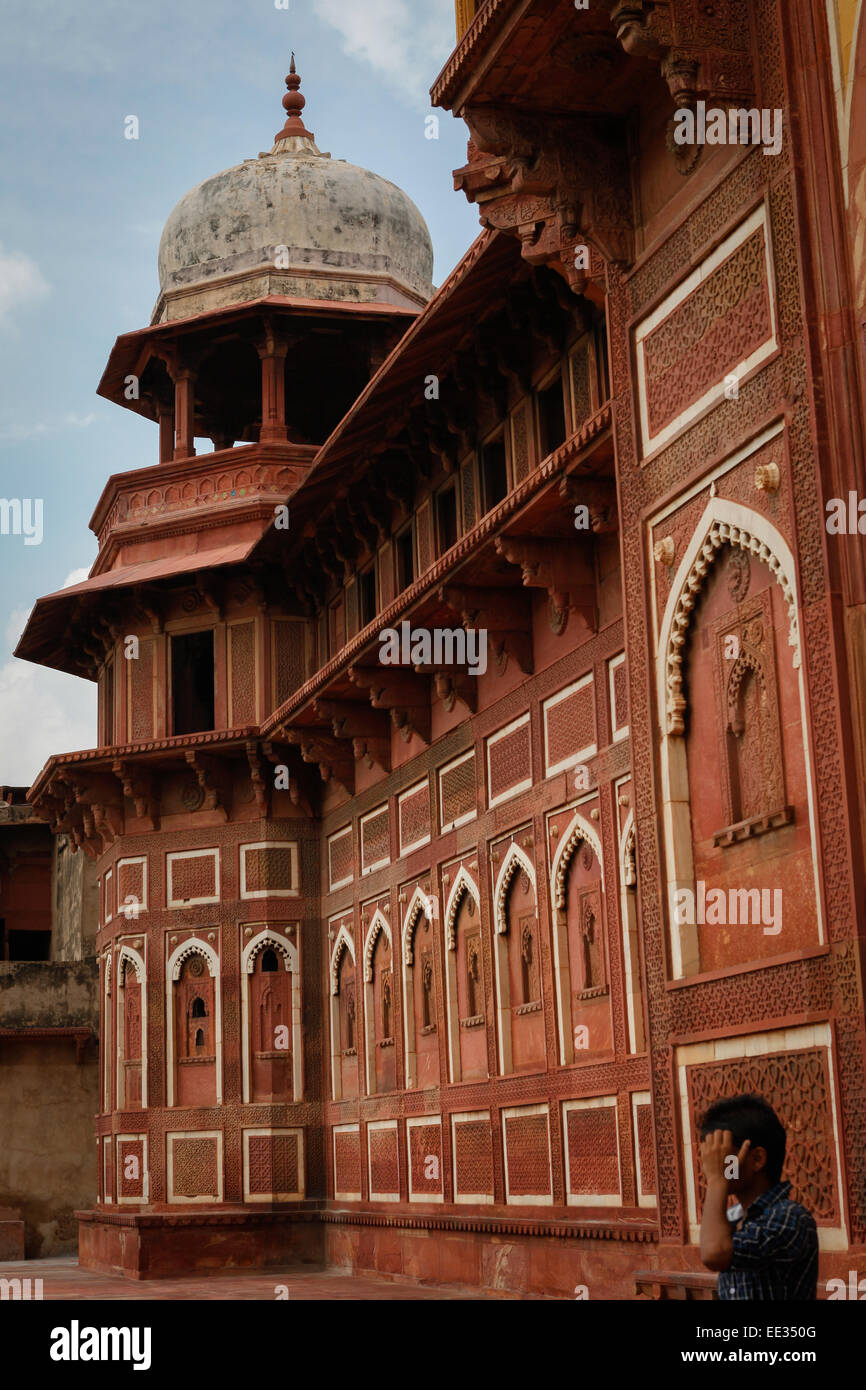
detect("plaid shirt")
(718, 1181), (818, 1301)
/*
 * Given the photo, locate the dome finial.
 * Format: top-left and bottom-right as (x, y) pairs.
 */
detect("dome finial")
(275, 53), (315, 145)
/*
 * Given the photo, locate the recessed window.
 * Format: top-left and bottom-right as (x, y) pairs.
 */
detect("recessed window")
(481, 435), (508, 514)
(537, 375), (567, 458)
(395, 526), (415, 593)
(171, 631), (215, 736)
(359, 566), (377, 629)
(436, 485), (458, 555)
(329, 596), (345, 657)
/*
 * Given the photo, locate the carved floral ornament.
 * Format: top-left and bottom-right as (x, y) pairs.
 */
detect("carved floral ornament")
(665, 522), (800, 737)
(444, 865), (481, 950)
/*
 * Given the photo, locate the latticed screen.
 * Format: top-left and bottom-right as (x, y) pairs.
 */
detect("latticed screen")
(361, 807), (390, 873)
(272, 620), (306, 706)
(328, 827), (354, 889)
(399, 781), (430, 854)
(545, 680), (596, 773)
(440, 752), (476, 830)
(488, 718), (531, 804)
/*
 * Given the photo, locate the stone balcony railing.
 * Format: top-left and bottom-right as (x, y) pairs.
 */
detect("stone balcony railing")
(91, 440), (318, 556)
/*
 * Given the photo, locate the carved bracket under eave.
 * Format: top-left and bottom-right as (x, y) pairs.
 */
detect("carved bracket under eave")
(347, 666), (432, 745)
(456, 106), (634, 286)
(495, 536), (598, 637)
(113, 760), (160, 831)
(438, 585), (534, 676)
(610, 0), (755, 109)
(284, 731), (355, 796)
(184, 750), (230, 822)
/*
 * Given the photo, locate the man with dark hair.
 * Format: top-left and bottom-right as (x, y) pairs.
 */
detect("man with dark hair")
(699, 1093), (818, 1300)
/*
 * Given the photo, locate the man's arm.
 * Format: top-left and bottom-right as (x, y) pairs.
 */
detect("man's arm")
(699, 1131), (749, 1273)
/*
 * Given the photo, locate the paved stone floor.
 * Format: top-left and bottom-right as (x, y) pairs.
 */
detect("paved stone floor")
(0, 1257), (488, 1300)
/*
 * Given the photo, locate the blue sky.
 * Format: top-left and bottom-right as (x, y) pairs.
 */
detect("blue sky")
(0, 0), (478, 785)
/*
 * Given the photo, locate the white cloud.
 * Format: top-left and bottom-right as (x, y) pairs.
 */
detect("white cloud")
(0, 605), (96, 786)
(61, 568), (91, 591)
(0, 243), (49, 327)
(0, 412), (98, 444)
(0, 664), (95, 786)
(314, 0), (456, 108)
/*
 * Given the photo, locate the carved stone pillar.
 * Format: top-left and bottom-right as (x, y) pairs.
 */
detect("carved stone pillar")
(258, 330), (289, 444)
(158, 406), (174, 465)
(172, 369), (197, 461)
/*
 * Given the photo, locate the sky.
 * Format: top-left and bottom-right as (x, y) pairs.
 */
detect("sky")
(0, 0), (478, 787)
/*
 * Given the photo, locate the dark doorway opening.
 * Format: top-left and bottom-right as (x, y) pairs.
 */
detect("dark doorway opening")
(171, 631), (215, 735)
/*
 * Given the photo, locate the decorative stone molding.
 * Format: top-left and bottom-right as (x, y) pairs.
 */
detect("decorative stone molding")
(329, 925), (355, 996)
(493, 842), (537, 934)
(363, 909), (392, 983)
(551, 814), (605, 911)
(654, 536), (676, 566)
(665, 521), (800, 736)
(755, 462), (781, 493)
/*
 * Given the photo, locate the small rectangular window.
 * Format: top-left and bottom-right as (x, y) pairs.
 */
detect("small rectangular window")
(329, 596), (346, 657)
(538, 375), (567, 458)
(395, 526), (415, 594)
(171, 631), (215, 736)
(359, 566), (377, 629)
(481, 435), (508, 514)
(436, 485), (458, 555)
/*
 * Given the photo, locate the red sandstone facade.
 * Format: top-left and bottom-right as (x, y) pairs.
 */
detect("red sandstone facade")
(14, 0), (866, 1295)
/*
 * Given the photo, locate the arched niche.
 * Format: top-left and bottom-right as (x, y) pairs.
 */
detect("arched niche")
(240, 929), (302, 1104)
(116, 944), (147, 1109)
(165, 936), (222, 1107)
(492, 843), (541, 1075)
(363, 910), (395, 1096)
(329, 926), (357, 1102)
(401, 889), (439, 1090)
(442, 866), (486, 1084)
(548, 812), (609, 1065)
(655, 499), (822, 980)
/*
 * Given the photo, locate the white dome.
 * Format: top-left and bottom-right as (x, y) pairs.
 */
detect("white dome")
(154, 62), (435, 322)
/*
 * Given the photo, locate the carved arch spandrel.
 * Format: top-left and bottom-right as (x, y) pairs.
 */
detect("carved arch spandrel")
(493, 842), (537, 935)
(363, 909), (392, 983)
(443, 865), (481, 950)
(402, 887), (434, 966)
(329, 925), (355, 996)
